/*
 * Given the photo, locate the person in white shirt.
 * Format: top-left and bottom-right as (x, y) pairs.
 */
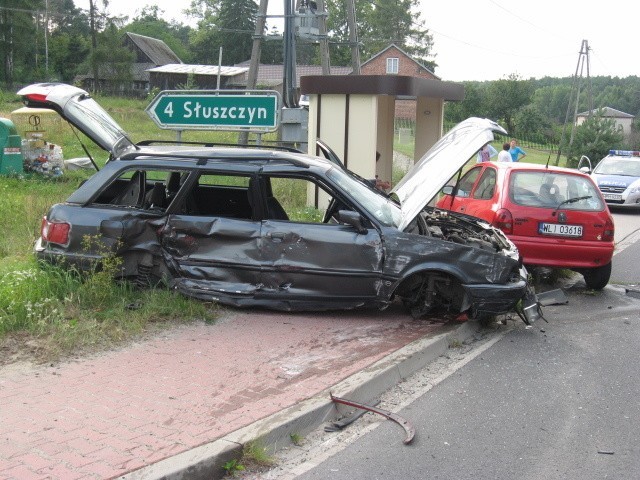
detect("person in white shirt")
(497, 142), (512, 162)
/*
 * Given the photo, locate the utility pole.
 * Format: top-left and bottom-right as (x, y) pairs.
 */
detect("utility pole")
(239, 0), (269, 145)
(282, 0), (298, 108)
(346, 0), (360, 74)
(556, 39), (593, 165)
(89, 0), (98, 93)
(316, 0), (330, 75)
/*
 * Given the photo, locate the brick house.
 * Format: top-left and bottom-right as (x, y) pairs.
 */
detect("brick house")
(360, 44), (440, 120)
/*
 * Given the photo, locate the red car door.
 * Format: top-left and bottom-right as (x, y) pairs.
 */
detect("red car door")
(436, 165), (483, 214)
(436, 165), (500, 224)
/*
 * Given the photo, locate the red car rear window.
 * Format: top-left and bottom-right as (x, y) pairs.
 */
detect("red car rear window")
(509, 171), (604, 211)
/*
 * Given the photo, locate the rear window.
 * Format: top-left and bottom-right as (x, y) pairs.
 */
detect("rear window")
(510, 171), (604, 211)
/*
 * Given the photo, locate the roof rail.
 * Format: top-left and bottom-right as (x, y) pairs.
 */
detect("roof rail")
(118, 150), (311, 168)
(135, 140), (304, 153)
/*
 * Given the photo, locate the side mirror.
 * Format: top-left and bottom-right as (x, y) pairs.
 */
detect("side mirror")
(336, 210), (368, 234)
(441, 185), (454, 195)
(579, 166), (591, 174)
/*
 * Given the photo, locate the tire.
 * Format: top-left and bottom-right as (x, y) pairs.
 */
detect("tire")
(582, 262), (612, 290)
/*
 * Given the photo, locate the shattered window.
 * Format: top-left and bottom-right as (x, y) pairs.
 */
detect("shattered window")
(92, 169), (189, 211)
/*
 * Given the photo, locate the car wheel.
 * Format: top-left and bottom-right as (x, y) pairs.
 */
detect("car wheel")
(398, 272), (463, 319)
(582, 262), (612, 290)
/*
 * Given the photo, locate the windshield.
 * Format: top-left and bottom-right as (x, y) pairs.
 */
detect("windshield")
(327, 167), (402, 228)
(510, 171), (604, 211)
(593, 158), (640, 177)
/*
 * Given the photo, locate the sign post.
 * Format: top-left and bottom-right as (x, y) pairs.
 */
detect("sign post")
(146, 90), (280, 133)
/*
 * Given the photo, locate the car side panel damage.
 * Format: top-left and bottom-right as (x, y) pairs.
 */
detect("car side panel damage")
(159, 215), (263, 297)
(166, 218), (386, 310)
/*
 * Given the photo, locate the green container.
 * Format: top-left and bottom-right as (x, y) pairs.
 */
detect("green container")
(0, 118), (24, 175)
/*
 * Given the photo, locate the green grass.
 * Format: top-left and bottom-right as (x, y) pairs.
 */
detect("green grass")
(0, 92), (226, 363)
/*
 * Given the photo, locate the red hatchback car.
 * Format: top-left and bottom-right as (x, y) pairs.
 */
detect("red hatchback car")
(435, 162), (615, 289)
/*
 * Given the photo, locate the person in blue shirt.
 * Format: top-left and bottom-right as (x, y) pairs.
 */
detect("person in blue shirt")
(509, 139), (526, 162)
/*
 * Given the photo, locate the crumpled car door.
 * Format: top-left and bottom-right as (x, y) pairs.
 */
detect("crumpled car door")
(160, 214), (262, 299)
(259, 219), (384, 307)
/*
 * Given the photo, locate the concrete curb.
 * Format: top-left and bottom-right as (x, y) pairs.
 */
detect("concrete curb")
(122, 320), (481, 480)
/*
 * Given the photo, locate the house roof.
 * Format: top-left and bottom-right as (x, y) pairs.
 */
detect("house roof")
(148, 64), (249, 77)
(125, 32), (182, 65)
(230, 62), (353, 87)
(360, 43), (439, 80)
(577, 106), (635, 118)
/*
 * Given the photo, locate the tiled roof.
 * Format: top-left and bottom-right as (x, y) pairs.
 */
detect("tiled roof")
(230, 62), (353, 86)
(360, 43), (439, 79)
(125, 32), (182, 65)
(577, 106), (635, 118)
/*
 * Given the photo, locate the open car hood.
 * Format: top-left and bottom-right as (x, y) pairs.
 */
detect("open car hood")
(392, 117), (507, 231)
(16, 83), (135, 158)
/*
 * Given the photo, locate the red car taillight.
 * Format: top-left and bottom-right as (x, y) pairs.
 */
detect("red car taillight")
(41, 217), (70, 246)
(602, 218), (615, 242)
(493, 208), (513, 234)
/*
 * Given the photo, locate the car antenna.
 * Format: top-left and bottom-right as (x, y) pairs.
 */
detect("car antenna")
(545, 153), (551, 169)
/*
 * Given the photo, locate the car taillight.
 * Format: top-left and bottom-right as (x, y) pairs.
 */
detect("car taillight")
(41, 217), (70, 246)
(493, 208), (513, 234)
(602, 218), (614, 241)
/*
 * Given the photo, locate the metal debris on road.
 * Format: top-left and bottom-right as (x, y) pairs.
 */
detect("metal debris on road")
(330, 393), (415, 444)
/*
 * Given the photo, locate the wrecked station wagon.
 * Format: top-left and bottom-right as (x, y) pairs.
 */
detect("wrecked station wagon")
(19, 83), (540, 323)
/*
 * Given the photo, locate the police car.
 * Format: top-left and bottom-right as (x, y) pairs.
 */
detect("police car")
(590, 150), (640, 207)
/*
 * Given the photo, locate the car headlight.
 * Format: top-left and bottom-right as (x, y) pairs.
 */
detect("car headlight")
(628, 182), (640, 194)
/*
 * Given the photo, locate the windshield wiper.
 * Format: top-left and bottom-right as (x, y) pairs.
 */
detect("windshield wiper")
(553, 195), (592, 215)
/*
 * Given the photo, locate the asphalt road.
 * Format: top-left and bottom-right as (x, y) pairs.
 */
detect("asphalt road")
(611, 208), (640, 286)
(294, 286), (640, 480)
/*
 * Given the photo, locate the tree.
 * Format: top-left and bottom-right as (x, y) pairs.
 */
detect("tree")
(325, 0), (434, 70)
(563, 113), (624, 168)
(0, 0), (40, 87)
(260, 26), (284, 65)
(531, 84), (572, 124)
(445, 82), (486, 124)
(361, 0), (434, 69)
(83, 22), (134, 93)
(48, 0), (91, 82)
(513, 105), (554, 145)
(188, 0), (257, 65)
(485, 74), (534, 135)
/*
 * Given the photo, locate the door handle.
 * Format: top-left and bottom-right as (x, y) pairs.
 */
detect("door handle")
(267, 231), (286, 242)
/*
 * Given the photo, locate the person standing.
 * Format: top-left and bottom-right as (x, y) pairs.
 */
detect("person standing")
(476, 143), (498, 163)
(498, 142), (512, 162)
(509, 139), (526, 162)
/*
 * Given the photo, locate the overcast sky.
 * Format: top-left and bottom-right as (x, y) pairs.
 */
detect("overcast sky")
(77, 0), (638, 82)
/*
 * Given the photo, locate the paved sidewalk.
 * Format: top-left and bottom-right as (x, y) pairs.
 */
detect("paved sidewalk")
(0, 306), (470, 480)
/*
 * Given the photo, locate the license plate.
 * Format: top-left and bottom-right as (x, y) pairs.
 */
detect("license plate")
(602, 193), (622, 201)
(538, 223), (583, 237)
